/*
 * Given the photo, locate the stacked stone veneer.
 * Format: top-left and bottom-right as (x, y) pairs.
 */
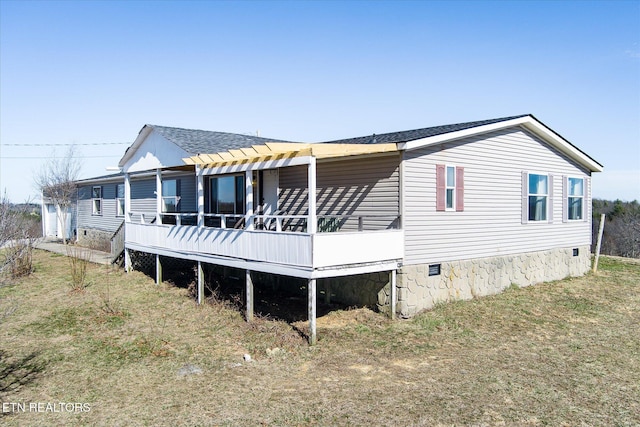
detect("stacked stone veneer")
(396, 246), (591, 318)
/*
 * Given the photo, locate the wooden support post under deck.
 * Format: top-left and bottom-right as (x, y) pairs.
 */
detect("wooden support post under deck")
(246, 269), (254, 322)
(390, 269), (397, 320)
(308, 278), (317, 345)
(197, 261), (204, 305)
(124, 248), (131, 273)
(155, 254), (162, 285)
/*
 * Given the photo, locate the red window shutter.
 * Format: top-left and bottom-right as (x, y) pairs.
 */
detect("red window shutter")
(455, 167), (464, 212)
(436, 164), (445, 211)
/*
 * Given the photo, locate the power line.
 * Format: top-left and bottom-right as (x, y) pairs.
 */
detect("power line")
(1, 155), (121, 159)
(1, 142), (130, 146)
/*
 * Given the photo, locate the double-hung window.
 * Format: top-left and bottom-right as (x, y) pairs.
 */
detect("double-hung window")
(436, 164), (464, 212)
(116, 184), (125, 216)
(567, 177), (584, 220)
(527, 173), (548, 221)
(92, 186), (102, 215)
(162, 179), (180, 213)
(446, 166), (456, 210)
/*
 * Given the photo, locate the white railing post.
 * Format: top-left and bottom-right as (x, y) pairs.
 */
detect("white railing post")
(197, 166), (204, 229)
(124, 173), (131, 223)
(156, 169), (162, 224)
(308, 157), (317, 234)
(245, 170), (254, 230)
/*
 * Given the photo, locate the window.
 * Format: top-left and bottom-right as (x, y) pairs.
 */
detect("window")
(92, 186), (102, 215)
(567, 177), (584, 220)
(528, 173), (548, 221)
(436, 164), (464, 212)
(161, 179), (180, 213)
(116, 184), (125, 216)
(209, 175), (245, 214)
(446, 166), (455, 210)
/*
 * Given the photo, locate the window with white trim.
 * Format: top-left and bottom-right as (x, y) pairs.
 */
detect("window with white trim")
(568, 177), (584, 220)
(92, 186), (102, 215)
(436, 164), (464, 212)
(528, 173), (548, 221)
(161, 179), (180, 213)
(116, 184), (125, 217)
(446, 166), (455, 210)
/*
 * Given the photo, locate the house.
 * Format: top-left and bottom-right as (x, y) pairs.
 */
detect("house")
(75, 173), (126, 254)
(88, 114), (601, 344)
(41, 194), (76, 241)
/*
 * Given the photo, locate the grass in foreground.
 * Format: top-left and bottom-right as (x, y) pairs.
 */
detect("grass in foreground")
(0, 251), (638, 426)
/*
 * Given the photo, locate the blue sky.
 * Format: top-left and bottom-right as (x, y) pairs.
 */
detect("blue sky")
(1, 0), (638, 202)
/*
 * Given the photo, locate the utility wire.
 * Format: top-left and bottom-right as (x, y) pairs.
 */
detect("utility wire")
(1, 142), (130, 146)
(1, 155), (121, 159)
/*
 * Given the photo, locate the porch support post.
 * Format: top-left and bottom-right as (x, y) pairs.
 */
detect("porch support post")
(390, 269), (397, 320)
(308, 278), (317, 345)
(197, 261), (204, 305)
(124, 173), (131, 223)
(308, 157), (317, 234)
(245, 170), (254, 230)
(196, 166), (204, 229)
(156, 169), (162, 224)
(246, 269), (254, 322)
(124, 173), (131, 272)
(155, 254), (162, 285)
(124, 248), (131, 273)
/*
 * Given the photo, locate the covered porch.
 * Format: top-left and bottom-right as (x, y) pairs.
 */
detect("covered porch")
(123, 142), (403, 344)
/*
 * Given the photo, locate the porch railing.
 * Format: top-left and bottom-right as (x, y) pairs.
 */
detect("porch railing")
(129, 211), (400, 233)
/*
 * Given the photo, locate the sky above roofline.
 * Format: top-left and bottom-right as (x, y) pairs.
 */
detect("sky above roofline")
(1, 1), (638, 202)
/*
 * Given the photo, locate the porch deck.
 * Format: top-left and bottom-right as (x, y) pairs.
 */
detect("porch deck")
(125, 214), (403, 278)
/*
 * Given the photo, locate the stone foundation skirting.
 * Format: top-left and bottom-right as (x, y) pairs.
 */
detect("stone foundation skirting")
(396, 246), (591, 318)
(77, 228), (113, 253)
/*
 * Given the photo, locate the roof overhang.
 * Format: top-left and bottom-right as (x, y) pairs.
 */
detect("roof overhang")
(398, 115), (603, 173)
(118, 125), (153, 168)
(183, 142), (398, 168)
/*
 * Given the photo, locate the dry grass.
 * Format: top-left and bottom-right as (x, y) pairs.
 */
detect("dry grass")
(0, 251), (638, 426)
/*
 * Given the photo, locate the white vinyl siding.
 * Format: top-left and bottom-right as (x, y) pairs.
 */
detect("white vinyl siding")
(403, 127), (592, 265)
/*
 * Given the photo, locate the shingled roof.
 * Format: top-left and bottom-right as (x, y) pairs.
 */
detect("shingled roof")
(320, 114), (530, 145)
(150, 125), (293, 155)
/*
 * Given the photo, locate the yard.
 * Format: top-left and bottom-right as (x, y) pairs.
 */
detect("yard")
(0, 250), (638, 426)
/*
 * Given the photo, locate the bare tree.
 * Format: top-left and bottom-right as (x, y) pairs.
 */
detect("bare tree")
(34, 146), (81, 244)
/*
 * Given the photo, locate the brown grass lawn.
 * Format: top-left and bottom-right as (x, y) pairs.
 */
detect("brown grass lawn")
(0, 250), (638, 426)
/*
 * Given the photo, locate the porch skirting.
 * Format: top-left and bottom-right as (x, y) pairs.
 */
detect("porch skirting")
(396, 246), (592, 318)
